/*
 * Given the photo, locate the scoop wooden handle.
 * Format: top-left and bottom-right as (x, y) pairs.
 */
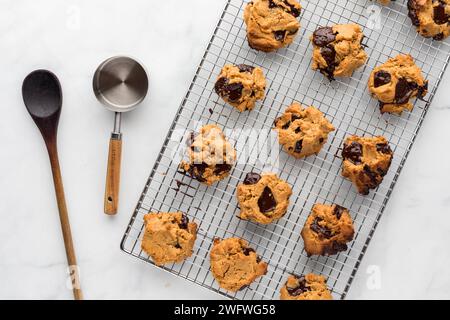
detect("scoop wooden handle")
(104, 134), (122, 215)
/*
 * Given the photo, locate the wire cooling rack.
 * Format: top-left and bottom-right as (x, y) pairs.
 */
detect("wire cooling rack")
(121, 0), (450, 299)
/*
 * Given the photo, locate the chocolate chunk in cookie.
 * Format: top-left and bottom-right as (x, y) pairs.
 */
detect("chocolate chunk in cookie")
(237, 172), (292, 224)
(269, 0), (301, 17)
(310, 24), (368, 80)
(301, 203), (354, 256)
(258, 187), (277, 213)
(210, 238), (268, 292)
(244, 0), (302, 52)
(312, 26), (336, 47)
(179, 125), (236, 186)
(341, 135), (393, 195)
(368, 54), (428, 114)
(215, 64), (266, 111)
(215, 78), (243, 103)
(342, 141), (363, 165)
(237, 64), (255, 73)
(274, 103), (335, 159)
(243, 172), (262, 185)
(141, 212), (197, 266)
(280, 273), (333, 300)
(374, 70), (392, 88)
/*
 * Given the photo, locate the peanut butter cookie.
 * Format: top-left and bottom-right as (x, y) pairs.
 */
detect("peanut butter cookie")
(368, 54), (428, 114)
(210, 237), (268, 291)
(301, 203), (354, 256)
(244, 0), (302, 52)
(341, 135), (394, 195)
(408, 0), (450, 40)
(141, 212), (197, 266)
(273, 103), (335, 159)
(311, 24), (368, 80)
(237, 172), (292, 224)
(214, 64), (266, 111)
(179, 124), (236, 185)
(280, 274), (333, 300)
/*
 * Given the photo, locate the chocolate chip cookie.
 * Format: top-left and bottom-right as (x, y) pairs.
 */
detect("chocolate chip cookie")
(210, 237), (268, 291)
(273, 103), (335, 159)
(407, 0), (450, 40)
(311, 24), (368, 80)
(237, 172), (292, 224)
(179, 124), (236, 186)
(301, 203), (354, 256)
(214, 64), (266, 111)
(244, 0), (302, 52)
(280, 274), (333, 300)
(342, 135), (394, 195)
(368, 54), (428, 114)
(141, 212), (197, 266)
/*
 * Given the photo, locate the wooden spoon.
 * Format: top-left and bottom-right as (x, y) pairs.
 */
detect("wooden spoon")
(22, 70), (83, 300)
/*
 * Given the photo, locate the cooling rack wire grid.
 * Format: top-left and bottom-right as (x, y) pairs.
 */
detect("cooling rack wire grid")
(121, 0), (450, 300)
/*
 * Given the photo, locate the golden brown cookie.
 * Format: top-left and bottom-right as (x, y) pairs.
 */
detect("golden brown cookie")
(341, 136), (394, 195)
(237, 172), (292, 224)
(179, 124), (236, 186)
(300, 203), (354, 256)
(368, 54), (428, 114)
(310, 24), (368, 80)
(210, 238), (268, 291)
(214, 64), (266, 111)
(273, 103), (335, 159)
(407, 0), (450, 40)
(243, 0), (302, 52)
(280, 274), (333, 300)
(376, 0), (391, 5)
(141, 212), (197, 266)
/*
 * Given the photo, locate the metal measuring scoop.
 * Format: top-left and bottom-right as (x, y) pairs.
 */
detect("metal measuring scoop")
(93, 56), (148, 215)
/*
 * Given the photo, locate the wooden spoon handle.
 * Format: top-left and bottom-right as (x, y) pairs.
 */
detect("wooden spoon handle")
(47, 143), (83, 300)
(104, 133), (122, 215)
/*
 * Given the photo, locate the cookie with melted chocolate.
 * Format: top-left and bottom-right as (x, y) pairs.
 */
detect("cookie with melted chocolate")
(273, 102), (335, 159)
(243, 0), (302, 52)
(341, 135), (393, 195)
(215, 64), (266, 111)
(301, 203), (354, 256)
(368, 54), (428, 114)
(210, 237), (267, 292)
(407, 0), (450, 40)
(179, 124), (236, 186)
(237, 172), (292, 224)
(141, 212), (197, 266)
(280, 273), (333, 300)
(310, 24), (367, 79)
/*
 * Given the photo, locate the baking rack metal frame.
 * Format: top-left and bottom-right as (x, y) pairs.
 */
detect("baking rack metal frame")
(120, 0), (450, 300)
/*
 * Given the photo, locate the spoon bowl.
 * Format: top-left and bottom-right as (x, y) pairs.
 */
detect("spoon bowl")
(23, 70), (62, 117)
(23, 70), (62, 140)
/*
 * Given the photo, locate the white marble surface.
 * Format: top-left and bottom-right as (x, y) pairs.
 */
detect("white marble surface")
(0, 0), (449, 300)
